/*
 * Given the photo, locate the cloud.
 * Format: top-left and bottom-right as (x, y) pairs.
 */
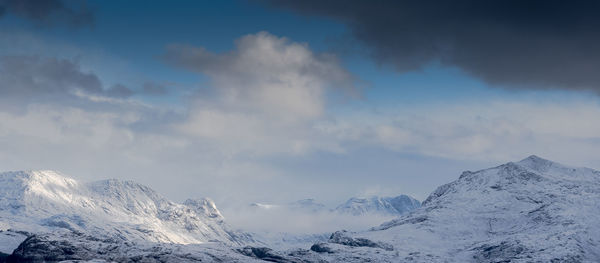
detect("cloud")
(105, 84), (134, 98)
(0, 55), (135, 111)
(321, 99), (600, 165)
(142, 82), (168, 95)
(0, 55), (102, 95)
(223, 203), (395, 235)
(265, 0), (600, 92)
(164, 31), (357, 155)
(165, 31), (356, 119)
(0, 0), (93, 27)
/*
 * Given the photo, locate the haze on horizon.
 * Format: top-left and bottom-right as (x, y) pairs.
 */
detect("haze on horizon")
(1, 0), (600, 213)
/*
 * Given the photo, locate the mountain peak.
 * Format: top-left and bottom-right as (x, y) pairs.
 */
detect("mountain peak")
(511, 155), (558, 173)
(424, 155), (600, 207)
(366, 157), (600, 262)
(518, 155), (554, 165)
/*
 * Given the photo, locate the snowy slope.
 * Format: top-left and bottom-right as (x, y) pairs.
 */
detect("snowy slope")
(0, 170), (254, 251)
(334, 195), (421, 216)
(298, 155), (600, 262)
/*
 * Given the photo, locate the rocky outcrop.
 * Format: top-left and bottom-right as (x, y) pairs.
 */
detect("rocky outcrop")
(327, 231), (393, 251)
(5, 232), (262, 263)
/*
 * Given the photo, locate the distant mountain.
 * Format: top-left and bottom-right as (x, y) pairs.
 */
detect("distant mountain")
(288, 199), (327, 212)
(0, 170), (254, 254)
(334, 195), (421, 216)
(248, 195), (420, 217)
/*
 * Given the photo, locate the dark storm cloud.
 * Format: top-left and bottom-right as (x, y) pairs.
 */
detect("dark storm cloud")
(0, 56), (132, 109)
(265, 0), (600, 92)
(0, 0), (93, 27)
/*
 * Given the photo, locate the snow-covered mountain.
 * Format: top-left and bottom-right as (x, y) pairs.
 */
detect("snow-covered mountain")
(292, 155), (600, 262)
(334, 195), (421, 216)
(3, 156), (600, 262)
(0, 170), (254, 253)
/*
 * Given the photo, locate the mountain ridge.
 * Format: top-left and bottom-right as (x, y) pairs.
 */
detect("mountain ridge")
(0, 170), (254, 251)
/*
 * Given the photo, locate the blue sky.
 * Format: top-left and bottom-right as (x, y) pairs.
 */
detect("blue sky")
(1, 0), (599, 209)
(1, 0), (507, 106)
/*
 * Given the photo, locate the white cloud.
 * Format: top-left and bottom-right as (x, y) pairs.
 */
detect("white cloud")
(166, 31), (357, 155)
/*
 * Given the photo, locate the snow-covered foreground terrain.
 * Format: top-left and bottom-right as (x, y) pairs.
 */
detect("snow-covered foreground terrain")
(1, 155), (600, 262)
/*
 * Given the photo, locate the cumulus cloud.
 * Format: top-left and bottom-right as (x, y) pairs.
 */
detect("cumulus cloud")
(164, 32), (357, 155)
(165, 31), (356, 119)
(0, 0), (93, 27)
(265, 0), (600, 92)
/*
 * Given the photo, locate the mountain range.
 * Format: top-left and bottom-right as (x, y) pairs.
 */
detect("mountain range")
(1, 155), (599, 262)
